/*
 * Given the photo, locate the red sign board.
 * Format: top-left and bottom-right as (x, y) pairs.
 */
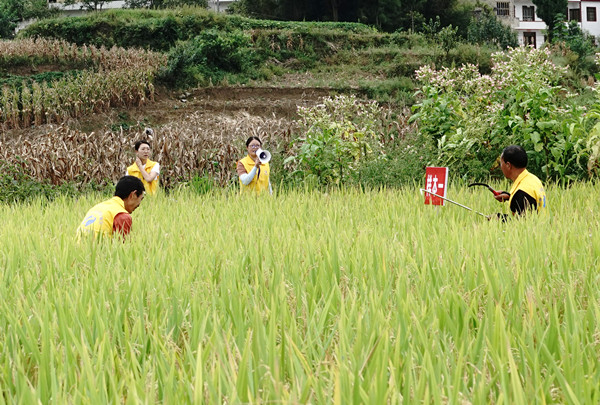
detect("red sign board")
(424, 167), (448, 206)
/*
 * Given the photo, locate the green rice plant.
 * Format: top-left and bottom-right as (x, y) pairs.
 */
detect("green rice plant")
(0, 183), (599, 402)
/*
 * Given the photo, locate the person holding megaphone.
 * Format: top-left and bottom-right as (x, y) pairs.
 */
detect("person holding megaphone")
(237, 136), (272, 195)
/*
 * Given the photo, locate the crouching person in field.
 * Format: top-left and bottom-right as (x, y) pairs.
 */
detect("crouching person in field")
(77, 176), (145, 240)
(492, 145), (547, 221)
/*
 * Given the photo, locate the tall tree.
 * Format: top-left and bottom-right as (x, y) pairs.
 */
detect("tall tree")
(421, 0), (457, 27)
(531, 0), (567, 41)
(230, 0), (282, 19)
(357, 0), (423, 32)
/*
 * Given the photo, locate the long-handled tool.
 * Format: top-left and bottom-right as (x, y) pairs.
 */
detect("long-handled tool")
(468, 182), (509, 198)
(420, 189), (489, 218)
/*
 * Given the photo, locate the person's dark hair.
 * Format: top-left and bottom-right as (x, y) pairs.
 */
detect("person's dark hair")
(135, 140), (151, 151)
(115, 176), (145, 199)
(245, 136), (262, 147)
(502, 145), (528, 168)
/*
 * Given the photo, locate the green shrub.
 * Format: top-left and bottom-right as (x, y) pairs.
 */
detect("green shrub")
(0, 159), (85, 203)
(157, 29), (257, 87)
(448, 43), (493, 73)
(284, 95), (387, 186)
(467, 7), (518, 50)
(352, 131), (437, 188)
(410, 46), (598, 182)
(551, 17), (599, 78)
(19, 8), (374, 50)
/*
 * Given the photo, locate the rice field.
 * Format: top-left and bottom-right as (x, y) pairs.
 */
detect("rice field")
(1, 183), (599, 403)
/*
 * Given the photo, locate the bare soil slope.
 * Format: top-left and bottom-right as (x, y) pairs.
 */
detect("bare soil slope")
(81, 86), (332, 133)
(1, 86), (333, 139)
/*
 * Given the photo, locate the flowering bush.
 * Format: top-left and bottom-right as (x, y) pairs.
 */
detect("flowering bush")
(285, 95), (386, 186)
(410, 46), (597, 181)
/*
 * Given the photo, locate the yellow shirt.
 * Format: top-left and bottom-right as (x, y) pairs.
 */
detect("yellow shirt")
(127, 160), (159, 195)
(239, 155), (270, 195)
(77, 196), (128, 239)
(508, 169), (547, 214)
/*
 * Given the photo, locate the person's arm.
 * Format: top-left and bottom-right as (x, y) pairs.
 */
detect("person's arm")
(510, 190), (537, 215)
(136, 158), (158, 182)
(113, 212), (132, 238)
(269, 180), (273, 195)
(240, 166), (258, 185)
(148, 163), (159, 182)
(237, 160), (259, 185)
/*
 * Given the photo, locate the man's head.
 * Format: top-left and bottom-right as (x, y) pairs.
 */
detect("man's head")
(115, 176), (145, 213)
(135, 140), (152, 162)
(500, 145), (527, 181)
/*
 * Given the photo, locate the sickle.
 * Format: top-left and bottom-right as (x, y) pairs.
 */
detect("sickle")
(468, 182), (506, 197)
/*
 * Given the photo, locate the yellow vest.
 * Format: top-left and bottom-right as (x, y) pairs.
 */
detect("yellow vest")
(127, 159), (159, 195)
(77, 196), (128, 239)
(509, 169), (547, 213)
(239, 155), (270, 195)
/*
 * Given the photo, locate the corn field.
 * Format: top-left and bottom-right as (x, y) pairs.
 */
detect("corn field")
(0, 38), (165, 130)
(0, 184), (599, 402)
(0, 111), (295, 187)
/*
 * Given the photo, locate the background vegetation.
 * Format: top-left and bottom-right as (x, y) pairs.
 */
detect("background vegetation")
(0, 7), (599, 201)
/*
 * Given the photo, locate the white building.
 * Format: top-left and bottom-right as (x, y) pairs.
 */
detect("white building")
(207, 0), (237, 12)
(47, 0), (126, 17)
(493, 0), (600, 47)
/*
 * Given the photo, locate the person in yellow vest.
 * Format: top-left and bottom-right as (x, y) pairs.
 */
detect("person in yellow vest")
(77, 176), (145, 240)
(494, 145), (547, 218)
(236, 136), (272, 195)
(127, 137), (160, 195)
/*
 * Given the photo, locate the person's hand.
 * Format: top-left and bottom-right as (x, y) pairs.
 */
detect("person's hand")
(488, 213), (508, 222)
(254, 158), (261, 168)
(136, 157), (144, 169)
(494, 192), (510, 202)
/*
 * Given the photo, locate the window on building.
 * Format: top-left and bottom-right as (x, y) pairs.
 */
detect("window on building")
(587, 7), (597, 21)
(569, 8), (581, 22)
(522, 6), (535, 21)
(496, 2), (510, 16)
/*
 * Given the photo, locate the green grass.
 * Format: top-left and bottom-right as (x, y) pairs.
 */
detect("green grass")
(1, 183), (599, 402)
(0, 70), (82, 89)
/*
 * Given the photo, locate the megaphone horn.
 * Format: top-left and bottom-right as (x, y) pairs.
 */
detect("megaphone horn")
(256, 148), (271, 164)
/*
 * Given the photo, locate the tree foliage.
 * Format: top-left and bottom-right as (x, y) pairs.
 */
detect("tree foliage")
(0, 0), (58, 38)
(231, 0), (465, 33)
(467, 6), (518, 49)
(531, 0), (567, 41)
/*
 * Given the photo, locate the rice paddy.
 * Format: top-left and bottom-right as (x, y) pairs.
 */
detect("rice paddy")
(0, 183), (599, 403)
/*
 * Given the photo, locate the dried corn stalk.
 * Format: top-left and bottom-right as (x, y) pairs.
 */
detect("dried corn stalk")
(0, 111), (296, 188)
(0, 38), (167, 131)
